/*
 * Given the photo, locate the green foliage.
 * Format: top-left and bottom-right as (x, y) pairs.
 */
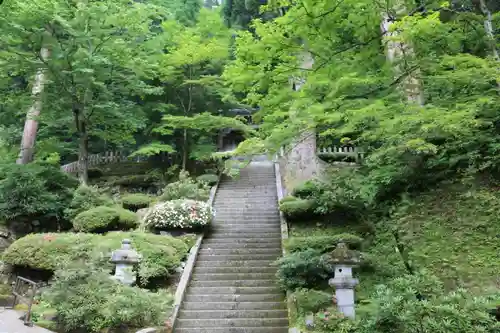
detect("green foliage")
(292, 180), (324, 199)
(2, 231), (189, 283)
(285, 233), (363, 253)
(275, 249), (333, 291)
(64, 185), (114, 221)
(0, 163), (78, 231)
(357, 273), (500, 333)
(292, 288), (332, 316)
(279, 196), (316, 220)
(73, 206), (138, 233)
(41, 264), (173, 333)
(196, 173), (219, 186)
(121, 193), (153, 212)
(160, 171), (210, 201)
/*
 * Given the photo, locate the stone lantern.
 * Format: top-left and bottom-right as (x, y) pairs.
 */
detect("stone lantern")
(323, 242), (360, 319)
(110, 239), (142, 286)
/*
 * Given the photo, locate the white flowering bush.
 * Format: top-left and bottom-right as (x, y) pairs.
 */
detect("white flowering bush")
(143, 199), (213, 230)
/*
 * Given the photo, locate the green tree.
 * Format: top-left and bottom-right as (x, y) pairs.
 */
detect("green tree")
(137, 8), (252, 169)
(0, 0), (167, 183)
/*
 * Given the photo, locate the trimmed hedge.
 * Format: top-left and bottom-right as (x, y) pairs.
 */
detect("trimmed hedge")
(64, 185), (113, 220)
(292, 288), (332, 316)
(196, 174), (219, 186)
(292, 180), (324, 199)
(2, 231), (190, 283)
(121, 193), (152, 212)
(73, 206), (138, 233)
(279, 196), (316, 220)
(285, 233), (364, 253)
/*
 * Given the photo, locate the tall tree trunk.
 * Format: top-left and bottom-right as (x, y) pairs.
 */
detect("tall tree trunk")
(480, 0), (499, 61)
(182, 129), (188, 171)
(381, 8), (425, 105)
(16, 47), (50, 164)
(78, 121), (89, 185)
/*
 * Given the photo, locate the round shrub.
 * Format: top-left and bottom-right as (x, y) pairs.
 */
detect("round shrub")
(2, 231), (189, 283)
(160, 171), (210, 201)
(121, 193), (152, 212)
(0, 163), (78, 232)
(285, 233), (364, 253)
(64, 185), (113, 220)
(144, 200), (213, 230)
(196, 174), (219, 186)
(292, 180), (324, 199)
(279, 196), (316, 220)
(41, 264), (173, 332)
(276, 249), (333, 291)
(73, 206), (138, 233)
(292, 288), (333, 316)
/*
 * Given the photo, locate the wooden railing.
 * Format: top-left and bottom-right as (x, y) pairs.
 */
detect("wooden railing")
(60, 151), (172, 173)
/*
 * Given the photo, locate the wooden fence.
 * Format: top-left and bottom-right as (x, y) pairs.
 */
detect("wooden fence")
(60, 151), (172, 173)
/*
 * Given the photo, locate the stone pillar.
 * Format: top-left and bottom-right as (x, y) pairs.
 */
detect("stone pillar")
(324, 243), (360, 319)
(110, 239), (142, 286)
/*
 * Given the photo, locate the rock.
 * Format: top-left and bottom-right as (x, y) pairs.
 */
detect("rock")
(135, 328), (157, 333)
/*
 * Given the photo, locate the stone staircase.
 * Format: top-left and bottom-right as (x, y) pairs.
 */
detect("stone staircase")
(174, 161), (288, 333)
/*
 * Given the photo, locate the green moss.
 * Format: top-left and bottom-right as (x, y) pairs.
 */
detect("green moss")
(121, 193), (153, 211)
(2, 231), (189, 283)
(73, 206), (138, 232)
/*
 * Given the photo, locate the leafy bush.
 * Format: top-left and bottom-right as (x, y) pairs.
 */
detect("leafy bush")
(358, 273), (500, 333)
(0, 163), (78, 232)
(279, 196), (316, 220)
(314, 169), (369, 219)
(292, 288), (332, 316)
(144, 200), (213, 230)
(285, 233), (364, 253)
(121, 193), (152, 211)
(159, 170), (210, 201)
(196, 174), (219, 186)
(2, 231), (189, 283)
(276, 249), (333, 291)
(64, 185), (113, 220)
(73, 206), (138, 233)
(41, 264), (172, 332)
(292, 180), (324, 199)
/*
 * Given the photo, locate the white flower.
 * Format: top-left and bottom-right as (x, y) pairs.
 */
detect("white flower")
(144, 199), (212, 229)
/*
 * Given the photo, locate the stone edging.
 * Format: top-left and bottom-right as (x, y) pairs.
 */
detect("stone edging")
(167, 175), (222, 332)
(273, 161), (300, 333)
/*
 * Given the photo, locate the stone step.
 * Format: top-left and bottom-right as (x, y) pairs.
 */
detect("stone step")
(199, 248), (281, 256)
(202, 239), (282, 245)
(192, 272), (277, 281)
(190, 280), (278, 288)
(176, 318), (288, 328)
(197, 254), (280, 261)
(175, 328), (288, 333)
(178, 309), (288, 320)
(212, 221), (280, 226)
(196, 260), (276, 268)
(213, 217), (280, 222)
(186, 286), (282, 295)
(182, 301), (286, 311)
(194, 266), (278, 274)
(183, 294), (285, 303)
(208, 232), (282, 238)
(209, 227), (281, 234)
